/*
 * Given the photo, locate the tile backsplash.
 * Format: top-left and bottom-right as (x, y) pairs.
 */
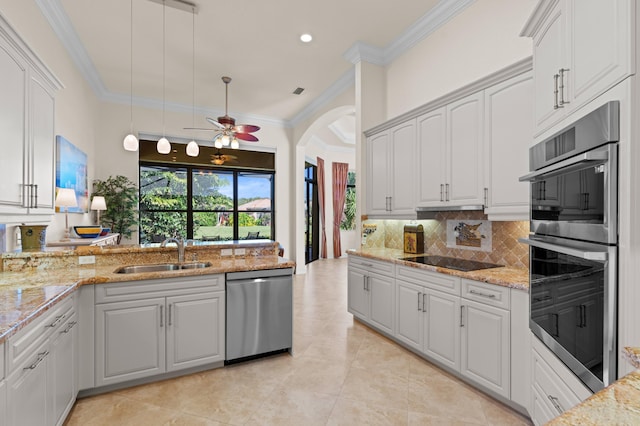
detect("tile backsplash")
(362, 211), (529, 269)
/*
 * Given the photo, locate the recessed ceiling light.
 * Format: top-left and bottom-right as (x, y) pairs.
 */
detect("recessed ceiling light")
(300, 34), (313, 43)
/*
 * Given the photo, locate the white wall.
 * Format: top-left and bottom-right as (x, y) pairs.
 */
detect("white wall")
(0, 0), (100, 246)
(385, 0), (537, 119)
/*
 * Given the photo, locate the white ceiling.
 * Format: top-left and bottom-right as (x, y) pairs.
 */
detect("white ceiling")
(38, 0), (472, 133)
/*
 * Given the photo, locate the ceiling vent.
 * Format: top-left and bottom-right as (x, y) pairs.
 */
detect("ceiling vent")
(292, 87), (305, 95)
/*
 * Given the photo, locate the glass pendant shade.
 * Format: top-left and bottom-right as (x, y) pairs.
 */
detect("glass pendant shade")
(231, 138), (239, 149)
(123, 133), (139, 151)
(214, 138), (223, 149)
(186, 140), (199, 157)
(157, 137), (171, 154)
(221, 134), (230, 146)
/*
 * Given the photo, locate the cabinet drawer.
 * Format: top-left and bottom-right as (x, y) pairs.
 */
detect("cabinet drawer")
(95, 274), (224, 304)
(396, 265), (460, 296)
(532, 347), (587, 418)
(348, 256), (394, 277)
(462, 279), (510, 309)
(7, 294), (74, 373)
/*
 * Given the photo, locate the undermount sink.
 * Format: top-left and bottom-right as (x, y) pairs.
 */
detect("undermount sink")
(114, 262), (212, 274)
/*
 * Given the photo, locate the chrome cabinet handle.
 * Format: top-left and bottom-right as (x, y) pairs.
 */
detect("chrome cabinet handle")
(32, 184), (38, 208)
(363, 276), (367, 291)
(60, 321), (77, 334)
(422, 293), (426, 313)
(483, 187), (488, 206)
(559, 68), (569, 105)
(548, 395), (563, 414)
(440, 184), (444, 202)
(388, 196), (392, 211)
(168, 303), (173, 326)
(553, 74), (560, 109)
(469, 289), (496, 299)
(23, 351), (49, 371)
(445, 184), (450, 202)
(160, 305), (164, 327)
(46, 314), (66, 328)
(460, 305), (465, 327)
(417, 292), (422, 311)
(362, 262), (373, 268)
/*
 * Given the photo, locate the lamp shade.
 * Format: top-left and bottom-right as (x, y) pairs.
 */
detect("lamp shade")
(157, 137), (171, 154)
(55, 188), (78, 208)
(123, 133), (139, 151)
(91, 196), (107, 211)
(186, 140), (199, 157)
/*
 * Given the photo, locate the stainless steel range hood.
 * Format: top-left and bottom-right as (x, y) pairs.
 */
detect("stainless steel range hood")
(416, 205), (485, 219)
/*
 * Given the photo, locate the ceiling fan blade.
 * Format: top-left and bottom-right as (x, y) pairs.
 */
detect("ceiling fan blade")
(235, 133), (259, 142)
(234, 124), (260, 133)
(183, 127), (216, 131)
(205, 117), (225, 129)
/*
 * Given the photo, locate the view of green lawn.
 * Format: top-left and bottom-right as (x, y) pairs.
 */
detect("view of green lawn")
(194, 225), (270, 240)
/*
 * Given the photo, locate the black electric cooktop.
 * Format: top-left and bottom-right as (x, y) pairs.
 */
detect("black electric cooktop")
(401, 255), (503, 272)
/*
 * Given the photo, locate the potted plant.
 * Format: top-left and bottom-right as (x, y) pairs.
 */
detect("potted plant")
(92, 176), (138, 244)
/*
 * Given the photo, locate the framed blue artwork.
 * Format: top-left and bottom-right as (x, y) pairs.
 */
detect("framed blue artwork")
(56, 135), (88, 213)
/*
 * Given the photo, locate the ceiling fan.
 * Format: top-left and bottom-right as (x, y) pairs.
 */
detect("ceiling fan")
(210, 149), (238, 165)
(186, 76), (260, 149)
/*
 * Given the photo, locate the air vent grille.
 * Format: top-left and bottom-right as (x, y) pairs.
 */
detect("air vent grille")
(292, 87), (305, 95)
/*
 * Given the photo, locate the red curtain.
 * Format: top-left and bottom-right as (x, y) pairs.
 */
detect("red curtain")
(317, 157), (327, 258)
(332, 162), (349, 258)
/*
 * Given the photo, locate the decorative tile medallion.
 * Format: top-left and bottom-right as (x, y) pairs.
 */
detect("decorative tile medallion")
(446, 220), (491, 252)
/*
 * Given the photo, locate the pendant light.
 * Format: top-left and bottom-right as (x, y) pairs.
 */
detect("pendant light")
(185, 5), (199, 157)
(157, 1), (171, 154)
(123, 0), (138, 151)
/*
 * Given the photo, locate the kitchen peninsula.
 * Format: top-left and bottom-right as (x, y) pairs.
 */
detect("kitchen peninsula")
(0, 240), (294, 426)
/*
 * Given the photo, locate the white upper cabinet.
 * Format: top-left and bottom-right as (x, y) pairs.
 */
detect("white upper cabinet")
(366, 120), (416, 216)
(483, 72), (533, 220)
(416, 92), (484, 208)
(0, 16), (61, 217)
(522, 0), (634, 137)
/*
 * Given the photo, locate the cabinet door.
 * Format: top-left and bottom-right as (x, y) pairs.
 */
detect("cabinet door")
(395, 280), (423, 351)
(7, 340), (49, 426)
(423, 289), (460, 371)
(461, 300), (510, 399)
(0, 38), (27, 212)
(484, 73), (533, 219)
(0, 379), (6, 426)
(368, 273), (394, 335)
(95, 298), (166, 386)
(416, 107), (446, 206)
(366, 132), (390, 215)
(347, 267), (369, 320)
(568, 0), (632, 111)
(166, 292), (225, 372)
(29, 77), (56, 212)
(447, 92), (484, 205)
(389, 120), (416, 214)
(49, 315), (78, 426)
(532, 1), (566, 134)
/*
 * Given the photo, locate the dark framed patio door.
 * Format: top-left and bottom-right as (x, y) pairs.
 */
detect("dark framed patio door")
(305, 162), (319, 264)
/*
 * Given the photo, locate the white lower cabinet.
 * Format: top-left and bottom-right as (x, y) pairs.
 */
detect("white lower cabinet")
(347, 257), (395, 335)
(6, 295), (77, 426)
(460, 299), (510, 399)
(0, 378), (5, 426)
(530, 335), (591, 425)
(424, 290), (461, 371)
(94, 275), (225, 387)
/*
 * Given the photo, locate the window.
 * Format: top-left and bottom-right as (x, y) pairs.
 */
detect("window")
(139, 164), (274, 243)
(340, 171), (356, 230)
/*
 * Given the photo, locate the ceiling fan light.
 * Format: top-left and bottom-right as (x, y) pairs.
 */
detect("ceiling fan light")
(157, 137), (171, 154)
(231, 138), (239, 149)
(221, 134), (231, 146)
(123, 133), (139, 151)
(186, 140), (199, 157)
(214, 137), (223, 149)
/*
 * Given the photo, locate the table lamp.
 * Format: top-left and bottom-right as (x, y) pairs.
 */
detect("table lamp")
(55, 188), (78, 240)
(91, 196), (107, 226)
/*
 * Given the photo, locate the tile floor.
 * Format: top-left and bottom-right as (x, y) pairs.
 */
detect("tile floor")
(64, 258), (533, 425)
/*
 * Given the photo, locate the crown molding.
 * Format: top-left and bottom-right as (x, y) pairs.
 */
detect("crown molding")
(37, 0), (474, 131)
(520, 0), (559, 37)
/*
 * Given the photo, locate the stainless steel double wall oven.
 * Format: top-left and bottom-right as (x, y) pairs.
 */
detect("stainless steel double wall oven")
(520, 101), (619, 393)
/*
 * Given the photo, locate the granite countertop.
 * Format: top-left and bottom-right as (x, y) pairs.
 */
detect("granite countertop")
(347, 248), (529, 291)
(0, 252), (294, 344)
(547, 347), (640, 425)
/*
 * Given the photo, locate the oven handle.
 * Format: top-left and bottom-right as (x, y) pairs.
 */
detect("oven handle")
(519, 150), (608, 182)
(518, 238), (608, 261)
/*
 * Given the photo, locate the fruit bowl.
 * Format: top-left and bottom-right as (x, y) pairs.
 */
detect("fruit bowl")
(74, 226), (102, 238)
(99, 227), (111, 236)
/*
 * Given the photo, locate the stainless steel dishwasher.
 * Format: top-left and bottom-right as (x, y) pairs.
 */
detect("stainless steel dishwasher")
(225, 268), (293, 363)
